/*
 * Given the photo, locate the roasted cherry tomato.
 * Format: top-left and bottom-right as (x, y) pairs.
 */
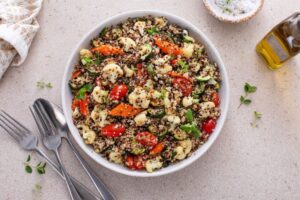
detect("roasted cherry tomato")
(125, 155), (145, 170)
(136, 63), (148, 85)
(71, 70), (82, 79)
(154, 37), (182, 55)
(101, 124), (126, 138)
(71, 94), (89, 116)
(149, 142), (164, 155)
(91, 45), (124, 55)
(170, 58), (178, 65)
(109, 84), (128, 100)
(136, 132), (158, 148)
(212, 92), (220, 107)
(202, 119), (217, 134)
(173, 77), (193, 96)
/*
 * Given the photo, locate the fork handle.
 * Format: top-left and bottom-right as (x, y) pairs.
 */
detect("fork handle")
(35, 148), (100, 200)
(54, 150), (83, 200)
(65, 137), (116, 200)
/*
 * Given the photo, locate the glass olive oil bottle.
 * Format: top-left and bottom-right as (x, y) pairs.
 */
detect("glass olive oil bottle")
(256, 13), (300, 70)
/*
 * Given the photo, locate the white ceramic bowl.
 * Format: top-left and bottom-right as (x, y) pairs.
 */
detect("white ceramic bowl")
(62, 10), (230, 177)
(203, 0), (264, 23)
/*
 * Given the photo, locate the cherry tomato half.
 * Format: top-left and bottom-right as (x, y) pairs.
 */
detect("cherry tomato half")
(125, 155), (145, 170)
(109, 84), (128, 100)
(170, 58), (178, 65)
(101, 124), (126, 138)
(136, 132), (158, 148)
(202, 119), (217, 134)
(173, 77), (193, 96)
(71, 94), (89, 117)
(212, 92), (220, 107)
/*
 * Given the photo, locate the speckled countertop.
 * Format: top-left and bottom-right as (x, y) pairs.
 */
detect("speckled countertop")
(1, 0), (300, 199)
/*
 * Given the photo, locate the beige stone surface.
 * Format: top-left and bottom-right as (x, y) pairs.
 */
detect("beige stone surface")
(0, 0), (300, 199)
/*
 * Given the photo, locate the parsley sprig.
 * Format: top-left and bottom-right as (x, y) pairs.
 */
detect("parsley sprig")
(251, 111), (262, 127)
(24, 154), (47, 175)
(37, 81), (53, 89)
(239, 82), (257, 108)
(180, 109), (202, 138)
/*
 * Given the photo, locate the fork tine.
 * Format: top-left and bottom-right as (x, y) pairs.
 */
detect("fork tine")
(0, 117), (21, 142)
(32, 104), (49, 136)
(0, 110), (30, 133)
(0, 113), (24, 138)
(29, 106), (46, 137)
(35, 101), (57, 135)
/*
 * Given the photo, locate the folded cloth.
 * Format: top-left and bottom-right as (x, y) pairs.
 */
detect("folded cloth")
(0, 0), (43, 79)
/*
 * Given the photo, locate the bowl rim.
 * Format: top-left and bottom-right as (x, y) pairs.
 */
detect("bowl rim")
(203, 0), (264, 23)
(62, 10), (230, 177)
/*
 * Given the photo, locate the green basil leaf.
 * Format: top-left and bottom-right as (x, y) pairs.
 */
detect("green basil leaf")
(76, 84), (93, 100)
(185, 109), (193, 123)
(25, 165), (32, 174)
(147, 27), (159, 35)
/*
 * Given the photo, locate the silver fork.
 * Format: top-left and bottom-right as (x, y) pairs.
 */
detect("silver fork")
(31, 103), (82, 200)
(0, 110), (100, 200)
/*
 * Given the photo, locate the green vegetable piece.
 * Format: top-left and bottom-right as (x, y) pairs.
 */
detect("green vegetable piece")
(178, 60), (189, 73)
(99, 27), (108, 37)
(76, 84), (93, 100)
(183, 35), (195, 43)
(180, 123), (201, 138)
(81, 56), (93, 65)
(254, 111), (262, 119)
(147, 64), (155, 78)
(240, 96), (252, 105)
(185, 109), (193, 123)
(25, 165), (32, 174)
(147, 109), (166, 119)
(196, 75), (211, 82)
(244, 83), (257, 94)
(147, 27), (159, 35)
(192, 82), (205, 99)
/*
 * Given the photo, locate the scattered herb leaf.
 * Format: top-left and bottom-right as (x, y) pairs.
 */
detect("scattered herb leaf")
(37, 81), (53, 89)
(35, 183), (42, 191)
(26, 155), (31, 162)
(185, 109), (193, 123)
(25, 165), (33, 174)
(244, 83), (257, 95)
(178, 60), (189, 73)
(147, 27), (159, 35)
(251, 111), (262, 127)
(76, 84), (93, 99)
(36, 162), (47, 175)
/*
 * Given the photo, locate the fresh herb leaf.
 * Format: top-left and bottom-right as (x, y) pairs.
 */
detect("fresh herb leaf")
(37, 81), (53, 89)
(239, 96), (252, 108)
(244, 82), (257, 94)
(25, 165), (32, 174)
(185, 109), (193, 123)
(178, 60), (189, 73)
(35, 183), (42, 191)
(160, 88), (167, 99)
(36, 162), (47, 175)
(254, 111), (262, 119)
(147, 27), (159, 35)
(180, 123), (201, 138)
(26, 155), (31, 162)
(99, 27), (108, 37)
(76, 84), (93, 99)
(81, 56), (93, 65)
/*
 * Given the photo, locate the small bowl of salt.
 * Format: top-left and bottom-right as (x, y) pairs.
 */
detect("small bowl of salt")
(203, 0), (264, 23)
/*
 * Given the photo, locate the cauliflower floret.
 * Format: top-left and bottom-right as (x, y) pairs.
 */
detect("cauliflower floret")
(153, 55), (171, 65)
(128, 87), (150, 108)
(92, 86), (108, 104)
(79, 49), (92, 58)
(145, 157), (163, 173)
(134, 111), (148, 126)
(154, 17), (167, 29)
(133, 21), (146, 35)
(164, 115), (181, 131)
(174, 146), (186, 160)
(91, 105), (109, 127)
(145, 79), (154, 90)
(156, 64), (172, 74)
(174, 139), (192, 160)
(182, 43), (194, 58)
(109, 151), (122, 164)
(76, 124), (96, 144)
(182, 96), (193, 107)
(102, 63), (124, 83)
(72, 107), (81, 119)
(119, 37), (136, 52)
(124, 65), (134, 77)
(199, 102), (215, 109)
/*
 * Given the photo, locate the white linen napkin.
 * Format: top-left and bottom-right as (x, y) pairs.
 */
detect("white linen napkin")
(0, 0), (43, 79)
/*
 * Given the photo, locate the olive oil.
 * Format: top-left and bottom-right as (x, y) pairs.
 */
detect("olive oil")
(256, 13), (300, 70)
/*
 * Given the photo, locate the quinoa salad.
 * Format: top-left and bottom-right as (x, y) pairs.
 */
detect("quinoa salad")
(69, 16), (221, 173)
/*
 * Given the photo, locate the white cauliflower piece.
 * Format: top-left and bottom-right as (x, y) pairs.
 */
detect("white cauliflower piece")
(128, 87), (150, 108)
(174, 146), (186, 160)
(182, 43), (194, 58)
(102, 63), (124, 83)
(91, 105), (109, 127)
(76, 124), (96, 145)
(92, 86), (108, 104)
(145, 157), (163, 173)
(109, 151), (122, 164)
(124, 65), (134, 77)
(153, 55), (171, 65)
(134, 111), (148, 126)
(119, 37), (136, 52)
(134, 21), (146, 35)
(154, 17), (167, 29)
(156, 64), (172, 74)
(182, 96), (193, 107)
(79, 49), (92, 58)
